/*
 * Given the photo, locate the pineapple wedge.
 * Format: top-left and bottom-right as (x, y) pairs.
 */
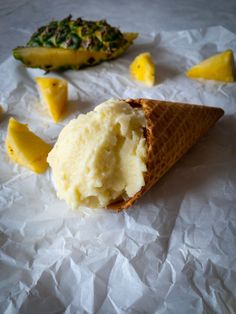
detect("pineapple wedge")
(186, 49), (235, 82)
(12, 16), (138, 71)
(130, 52), (155, 86)
(6, 118), (52, 173)
(36, 77), (68, 123)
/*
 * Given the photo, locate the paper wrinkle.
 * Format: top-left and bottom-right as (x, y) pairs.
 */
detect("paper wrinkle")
(0, 26), (236, 313)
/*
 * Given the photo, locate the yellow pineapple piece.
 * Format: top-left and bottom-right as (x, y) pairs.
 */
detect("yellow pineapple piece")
(130, 52), (155, 86)
(5, 118), (52, 173)
(186, 49), (235, 82)
(36, 77), (68, 122)
(13, 31), (138, 71)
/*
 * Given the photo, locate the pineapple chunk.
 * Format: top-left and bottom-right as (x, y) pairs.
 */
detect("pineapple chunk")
(14, 47), (109, 71)
(13, 29), (138, 71)
(186, 49), (235, 82)
(36, 77), (68, 123)
(5, 118), (52, 173)
(13, 15), (138, 71)
(130, 52), (155, 86)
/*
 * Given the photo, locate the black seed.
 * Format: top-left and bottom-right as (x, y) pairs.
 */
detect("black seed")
(87, 57), (95, 64)
(45, 65), (52, 69)
(8, 146), (14, 153)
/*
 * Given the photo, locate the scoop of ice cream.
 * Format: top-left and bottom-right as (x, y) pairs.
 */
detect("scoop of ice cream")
(47, 99), (147, 208)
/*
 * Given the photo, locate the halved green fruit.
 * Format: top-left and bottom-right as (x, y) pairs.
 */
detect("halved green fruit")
(12, 16), (138, 71)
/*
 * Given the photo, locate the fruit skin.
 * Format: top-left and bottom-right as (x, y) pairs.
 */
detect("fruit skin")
(186, 49), (235, 82)
(12, 15), (138, 71)
(35, 77), (68, 122)
(5, 118), (52, 174)
(130, 52), (155, 86)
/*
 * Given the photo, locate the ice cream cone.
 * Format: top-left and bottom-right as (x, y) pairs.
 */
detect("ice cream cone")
(108, 99), (224, 211)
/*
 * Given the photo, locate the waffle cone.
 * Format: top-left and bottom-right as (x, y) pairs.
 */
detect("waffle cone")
(108, 99), (224, 211)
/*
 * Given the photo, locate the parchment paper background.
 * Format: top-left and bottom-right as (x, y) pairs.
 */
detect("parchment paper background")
(0, 26), (236, 313)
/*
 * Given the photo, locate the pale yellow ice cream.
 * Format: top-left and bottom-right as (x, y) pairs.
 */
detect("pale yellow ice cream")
(47, 99), (147, 208)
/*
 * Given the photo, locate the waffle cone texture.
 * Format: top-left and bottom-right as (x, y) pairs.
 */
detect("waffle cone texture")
(108, 99), (224, 211)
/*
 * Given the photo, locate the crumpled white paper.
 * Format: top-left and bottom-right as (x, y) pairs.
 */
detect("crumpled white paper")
(0, 26), (236, 314)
